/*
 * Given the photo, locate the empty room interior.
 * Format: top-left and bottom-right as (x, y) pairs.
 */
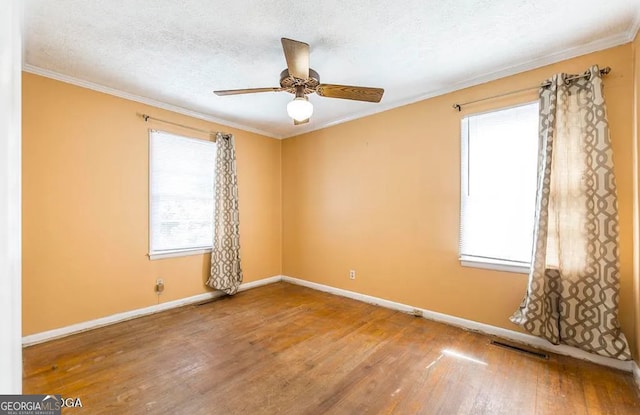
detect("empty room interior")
(3, 0), (640, 413)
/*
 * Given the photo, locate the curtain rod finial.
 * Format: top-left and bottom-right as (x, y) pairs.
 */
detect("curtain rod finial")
(453, 104), (462, 112)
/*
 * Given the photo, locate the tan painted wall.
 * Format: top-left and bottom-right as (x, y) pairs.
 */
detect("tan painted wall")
(633, 32), (640, 361)
(282, 44), (637, 354)
(23, 42), (639, 358)
(22, 73), (282, 335)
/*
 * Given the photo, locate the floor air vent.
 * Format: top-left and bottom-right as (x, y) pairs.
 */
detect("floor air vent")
(490, 340), (549, 359)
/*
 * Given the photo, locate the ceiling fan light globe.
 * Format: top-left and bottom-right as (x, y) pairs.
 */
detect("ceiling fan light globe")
(287, 96), (313, 121)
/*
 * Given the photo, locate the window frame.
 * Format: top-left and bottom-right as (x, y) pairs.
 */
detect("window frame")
(147, 129), (216, 261)
(458, 101), (539, 274)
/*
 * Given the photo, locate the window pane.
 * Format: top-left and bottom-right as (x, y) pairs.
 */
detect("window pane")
(460, 103), (539, 264)
(149, 130), (216, 253)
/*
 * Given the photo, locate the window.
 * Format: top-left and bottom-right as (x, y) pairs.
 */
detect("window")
(149, 130), (217, 259)
(459, 102), (539, 273)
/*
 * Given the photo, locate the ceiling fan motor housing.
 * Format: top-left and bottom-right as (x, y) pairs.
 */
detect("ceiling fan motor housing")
(280, 68), (320, 95)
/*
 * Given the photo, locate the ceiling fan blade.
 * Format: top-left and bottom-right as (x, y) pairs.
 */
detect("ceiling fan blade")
(316, 84), (384, 103)
(294, 118), (309, 125)
(214, 87), (283, 96)
(281, 38), (310, 80)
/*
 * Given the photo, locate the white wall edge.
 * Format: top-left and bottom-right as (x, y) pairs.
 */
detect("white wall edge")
(22, 275), (283, 347)
(281, 276), (634, 373)
(0, 0), (23, 394)
(21, 64), (282, 140)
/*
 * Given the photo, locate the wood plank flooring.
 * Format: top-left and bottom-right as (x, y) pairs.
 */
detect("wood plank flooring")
(23, 282), (640, 414)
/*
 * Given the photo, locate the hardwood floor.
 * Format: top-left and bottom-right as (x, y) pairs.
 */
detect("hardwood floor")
(23, 282), (640, 414)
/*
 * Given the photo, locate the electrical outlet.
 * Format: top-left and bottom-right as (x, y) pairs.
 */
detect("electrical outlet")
(349, 270), (356, 280)
(155, 278), (165, 294)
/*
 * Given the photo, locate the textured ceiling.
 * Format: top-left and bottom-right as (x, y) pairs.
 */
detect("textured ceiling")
(24, 0), (640, 138)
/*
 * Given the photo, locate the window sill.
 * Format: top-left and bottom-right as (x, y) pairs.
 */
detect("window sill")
(148, 248), (212, 260)
(459, 256), (530, 274)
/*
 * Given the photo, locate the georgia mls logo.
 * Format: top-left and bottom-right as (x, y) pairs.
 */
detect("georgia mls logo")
(0, 394), (61, 415)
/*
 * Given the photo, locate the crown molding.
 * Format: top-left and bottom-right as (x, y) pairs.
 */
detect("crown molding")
(627, 7), (640, 43)
(21, 64), (282, 139)
(287, 31), (633, 138)
(23, 27), (635, 141)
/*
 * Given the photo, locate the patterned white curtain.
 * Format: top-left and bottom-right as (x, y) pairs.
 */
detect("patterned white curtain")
(510, 66), (631, 360)
(206, 133), (242, 295)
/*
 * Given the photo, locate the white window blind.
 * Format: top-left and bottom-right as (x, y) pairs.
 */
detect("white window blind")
(459, 102), (539, 270)
(149, 130), (217, 258)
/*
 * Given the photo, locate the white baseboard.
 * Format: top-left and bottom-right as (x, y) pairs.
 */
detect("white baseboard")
(22, 275), (282, 347)
(23, 273), (637, 374)
(281, 276), (634, 373)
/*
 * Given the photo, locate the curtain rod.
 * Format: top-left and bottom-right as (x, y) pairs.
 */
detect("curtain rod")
(138, 113), (228, 136)
(452, 66), (611, 112)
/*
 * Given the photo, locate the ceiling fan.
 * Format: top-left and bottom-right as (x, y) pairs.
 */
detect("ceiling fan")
(214, 38), (385, 125)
